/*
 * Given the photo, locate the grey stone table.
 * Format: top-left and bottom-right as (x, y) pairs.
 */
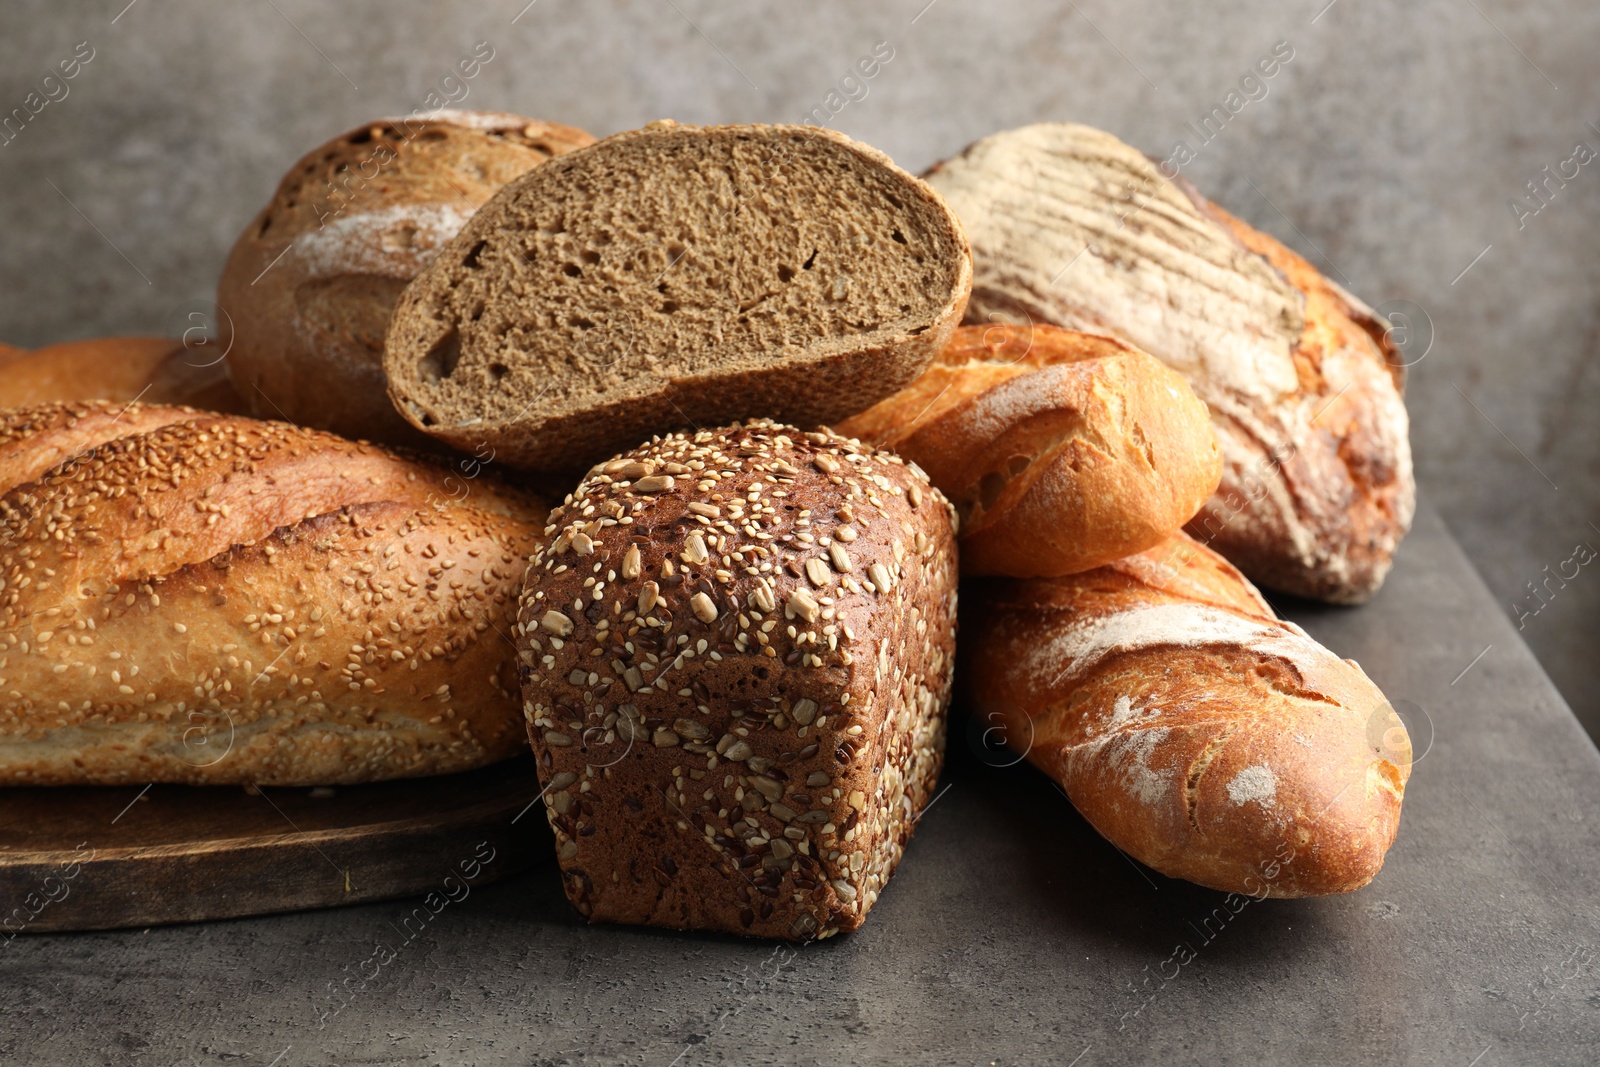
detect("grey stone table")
(3, 503), (1598, 1066)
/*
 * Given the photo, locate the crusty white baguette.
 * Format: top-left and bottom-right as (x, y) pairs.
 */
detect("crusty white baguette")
(837, 323), (1220, 577)
(925, 123), (1413, 603)
(965, 531), (1410, 896)
(0, 402), (546, 785)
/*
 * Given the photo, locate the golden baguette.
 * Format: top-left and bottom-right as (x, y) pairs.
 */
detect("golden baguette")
(964, 531), (1411, 896)
(838, 323), (1220, 577)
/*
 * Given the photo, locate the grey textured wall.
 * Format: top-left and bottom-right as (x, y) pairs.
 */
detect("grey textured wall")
(2, 1), (1597, 735)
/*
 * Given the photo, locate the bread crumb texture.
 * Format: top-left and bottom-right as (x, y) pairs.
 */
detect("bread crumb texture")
(0, 401), (546, 786)
(385, 122), (971, 471)
(516, 419), (958, 939)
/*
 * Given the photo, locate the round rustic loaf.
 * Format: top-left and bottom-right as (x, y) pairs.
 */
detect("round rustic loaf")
(0, 401), (548, 786)
(516, 420), (958, 940)
(0, 336), (245, 413)
(218, 111), (594, 446)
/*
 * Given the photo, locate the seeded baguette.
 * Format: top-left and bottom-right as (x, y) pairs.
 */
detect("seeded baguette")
(925, 123), (1413, 603)
(0, 336), (245, 413)
(385, 121), (972, 471)
(965, 531), (1411, 896)
(0, 402), (546, 785)
(219, 111), (594, 446)
(838, 323), (1220, 577)
(516, 420), (958, 940)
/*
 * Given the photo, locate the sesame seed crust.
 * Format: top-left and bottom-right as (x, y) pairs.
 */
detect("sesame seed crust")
(0, 402), (547, 785)
(515, 419), (959, 940)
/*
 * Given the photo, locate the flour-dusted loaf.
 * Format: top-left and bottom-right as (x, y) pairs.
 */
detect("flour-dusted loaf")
(925, 123), (1413, 603)
(966, 532), (1411, 896)
(0, 401), (547, 786)
(219, 111), (594, 446)
(0, 336), (245, 413)
(516, 420), (958, 939)
(838, 323), (1220, 577)
(386, 121), (972, 472)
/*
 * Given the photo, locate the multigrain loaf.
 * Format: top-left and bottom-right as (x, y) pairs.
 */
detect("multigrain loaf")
(219, 111), (594, 445)
(924, 123), (1413, 603)
(965, 531), (1411, 896)
(837, 323), (1219, 576)
(0, 336), (245, 413)
(385, 121), (972, 472)
(516, 420), (958, 939)
(0, 402), (547, 786)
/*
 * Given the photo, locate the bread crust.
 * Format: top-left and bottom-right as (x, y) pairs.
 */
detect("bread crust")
(924, 123), (1413, 603)
(838, 323), (1220, 576)
(965, 533), (1411, 897)
(218, 111), (594, 446)
(384, 121), (972, 473)
(516, 420), (958, 939)
(0, 337), (245, 413)
(0, 402), (547, 785)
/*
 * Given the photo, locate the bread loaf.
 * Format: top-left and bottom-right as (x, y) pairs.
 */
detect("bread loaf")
(837, 323), (1219, 577)
(219, 111), (594, 446)
(516, 420), (958, 939)
(965, 531), (1410, 896)
(0, 401), (547, 786)
(385, 121), (972, 472)
(0, 336), (245, 413)
(924, 123), (1413, 603)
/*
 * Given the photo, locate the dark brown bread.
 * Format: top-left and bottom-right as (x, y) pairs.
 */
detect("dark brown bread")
(0, 337), (245, 413)
(965, 532), (1411, 896)
(0, 402), (547, 785)
(516, 420), (958, 939)
(925, 123), (1413, 603)
(838, 323), (1220, 576)
(386, 121), (972, 472)
(218, 111), (594, 446)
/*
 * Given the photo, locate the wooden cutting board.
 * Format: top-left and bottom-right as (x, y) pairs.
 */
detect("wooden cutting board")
(0, 756), (552, 933)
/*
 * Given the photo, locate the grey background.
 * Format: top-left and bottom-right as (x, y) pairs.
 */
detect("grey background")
(1, 0), (1596, 733)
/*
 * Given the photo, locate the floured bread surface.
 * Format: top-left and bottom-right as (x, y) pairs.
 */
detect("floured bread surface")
(926, 122), (1413, 603)
(965, 532), (1411, 897)
(385, 121), (971, 472)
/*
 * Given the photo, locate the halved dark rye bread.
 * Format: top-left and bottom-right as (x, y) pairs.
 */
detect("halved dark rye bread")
(383, 121), (972, 472)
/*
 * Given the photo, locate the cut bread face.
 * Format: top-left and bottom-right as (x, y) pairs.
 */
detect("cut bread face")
(383, 121), (971, 471)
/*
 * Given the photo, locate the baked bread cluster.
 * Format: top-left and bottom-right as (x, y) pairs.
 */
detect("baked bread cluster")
(1, 112), (1414, 936)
